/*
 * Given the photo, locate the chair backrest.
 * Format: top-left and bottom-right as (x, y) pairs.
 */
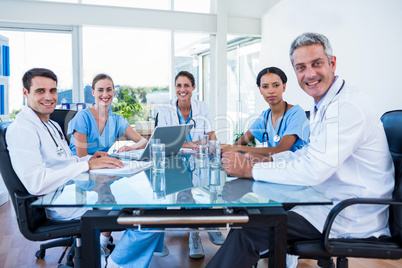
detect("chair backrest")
(0, 122), (49, 234)
(305, 110), (310, 120)
(154, 112), (159, 128)
(380, 110), (402, 241)
(49, 109), (77, 144)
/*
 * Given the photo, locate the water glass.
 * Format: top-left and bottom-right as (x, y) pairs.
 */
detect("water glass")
(152, 171), (166, 200)
(151, 143), (165, 172)
(149, 138), (161, 161)
(198, 134), (209, 157)
(209, 140), (221, 168)
(198, 154), (209, 169)
(209, 167), (221, 186)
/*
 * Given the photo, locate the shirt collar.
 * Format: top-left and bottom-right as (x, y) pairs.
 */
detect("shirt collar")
(314, 75), (338, 111)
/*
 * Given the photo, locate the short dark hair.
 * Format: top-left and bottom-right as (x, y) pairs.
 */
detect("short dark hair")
(256, 67), (287, 87)
(22, 68), (58, 92)
(92, 73), (114, 90)
(175, 71), (195, 86)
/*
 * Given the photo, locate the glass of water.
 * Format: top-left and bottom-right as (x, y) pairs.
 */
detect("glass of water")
(149, 138), (161, 161)
(209, 140), (221, 168)
(198, 134), (209, 157)
(152, 171), (166, 200)
(151, 143), (165, 172)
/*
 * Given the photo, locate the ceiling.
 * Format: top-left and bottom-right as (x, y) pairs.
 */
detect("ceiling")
(227, 0), (282, 19)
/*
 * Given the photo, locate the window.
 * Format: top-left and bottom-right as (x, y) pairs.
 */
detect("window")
(202, 38), (261, 142)
(0, 29), (73, 113)
(174, 32), (210, 101)
(82, 26), (171, 123)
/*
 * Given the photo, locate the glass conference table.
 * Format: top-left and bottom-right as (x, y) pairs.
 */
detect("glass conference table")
(32, 154), (332, 268)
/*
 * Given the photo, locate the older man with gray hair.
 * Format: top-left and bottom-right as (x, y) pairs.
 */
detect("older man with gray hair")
(206, 32), (394, 268)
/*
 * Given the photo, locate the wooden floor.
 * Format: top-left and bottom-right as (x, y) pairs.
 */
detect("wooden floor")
(1, 200), (401, 268)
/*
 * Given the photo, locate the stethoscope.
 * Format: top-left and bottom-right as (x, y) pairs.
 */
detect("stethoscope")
(176, 101), (196, 128)
(315, 80), (345, 121)
(262, 101), (288, 145)
(310, 79), (345, 135)
(181, 155), (196, 173)
(40, 120), (65, 156)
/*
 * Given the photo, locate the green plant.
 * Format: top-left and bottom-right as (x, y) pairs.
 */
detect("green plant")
(233, 132), (256, 147)
(10, 109), (21, 121)
(113, 89), (142, 122)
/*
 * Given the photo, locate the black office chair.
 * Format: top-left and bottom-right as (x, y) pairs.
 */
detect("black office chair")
(0, 121), (82, 267)
(154, 112), (159, 128)
(305, 110), (310, 120)
(50, 109), (77, 144)
(286, 110), (402, 268)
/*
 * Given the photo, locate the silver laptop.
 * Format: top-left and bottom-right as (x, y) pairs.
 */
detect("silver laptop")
(111, 124), (193, 161)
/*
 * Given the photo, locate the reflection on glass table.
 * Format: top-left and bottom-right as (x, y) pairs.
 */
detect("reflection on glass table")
(32, 155), (331, 209)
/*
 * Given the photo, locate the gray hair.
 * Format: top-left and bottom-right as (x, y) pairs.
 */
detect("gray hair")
(289, 32), (333, 64)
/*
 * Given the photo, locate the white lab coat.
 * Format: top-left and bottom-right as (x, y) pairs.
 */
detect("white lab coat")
(252, 77), (394, 238)
(6, 106), (91, 196)
(157, 98), (214, 142)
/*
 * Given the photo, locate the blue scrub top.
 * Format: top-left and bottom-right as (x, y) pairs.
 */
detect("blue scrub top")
(177, 108), (193, 142)
(249, 105), (309, 152)
(68, 108), (129, 155)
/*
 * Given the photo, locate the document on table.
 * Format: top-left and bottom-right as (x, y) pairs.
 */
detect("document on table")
(89, 160), (152, 175)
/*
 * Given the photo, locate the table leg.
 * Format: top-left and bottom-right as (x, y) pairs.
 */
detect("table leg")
(80, 208), (287, 268)
(81, 210), (126, 268)
(268, 218), (287, 267)
(81, 213), (101, 268)
(246, 207), (287, 268)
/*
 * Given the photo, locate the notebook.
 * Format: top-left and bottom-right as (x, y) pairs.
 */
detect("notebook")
(111, 124), (193, 161)
(89, 160), (152, 175)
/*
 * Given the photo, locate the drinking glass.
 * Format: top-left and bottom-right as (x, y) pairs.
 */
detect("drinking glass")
(152, 171), (166, 200)
(151, 143), (165, 172)
(198, 134), (209, 157)
(209, 140), (221, 168)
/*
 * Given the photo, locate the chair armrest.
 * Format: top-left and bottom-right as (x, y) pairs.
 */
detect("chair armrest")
(322, 198), (402, 252)
(14, 191), (41, 201)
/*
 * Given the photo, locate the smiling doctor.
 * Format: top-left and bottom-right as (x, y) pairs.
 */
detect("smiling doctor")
(156, 71), (224, 259)
(207, 32), (394, 268)
(157, 71), (216, 149)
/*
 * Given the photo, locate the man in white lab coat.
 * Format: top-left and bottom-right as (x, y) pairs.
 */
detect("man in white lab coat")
(7, 68), (124, 199)
(206, 33), (394, 268)
(7, 68), (170, 267)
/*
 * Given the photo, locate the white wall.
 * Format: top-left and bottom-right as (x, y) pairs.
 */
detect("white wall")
(258, 0), (402, 117)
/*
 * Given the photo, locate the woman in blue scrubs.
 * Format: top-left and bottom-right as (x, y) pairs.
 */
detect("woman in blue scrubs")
(222, 67), (309, 157)
(68, 73), (147, 156)
(68, 74), (164, 267)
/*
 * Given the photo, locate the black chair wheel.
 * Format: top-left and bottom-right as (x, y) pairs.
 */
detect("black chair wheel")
(66, 260), (75, 267)
(35, 249), (46, 259)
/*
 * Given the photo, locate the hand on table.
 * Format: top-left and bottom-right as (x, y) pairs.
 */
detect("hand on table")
(243, 152), (273, 164)
(88, 156), (124, 170)
(221, 151), (254, 178)
(90, 151), (109, 159)
(117, 145), (141, 152)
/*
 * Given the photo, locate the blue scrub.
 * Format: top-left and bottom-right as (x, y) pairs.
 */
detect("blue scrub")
(177, 108), (193, 142)
(67, 108), (164, 267)
(67, 108), (129, 154)
(249, 105), (309, 152)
